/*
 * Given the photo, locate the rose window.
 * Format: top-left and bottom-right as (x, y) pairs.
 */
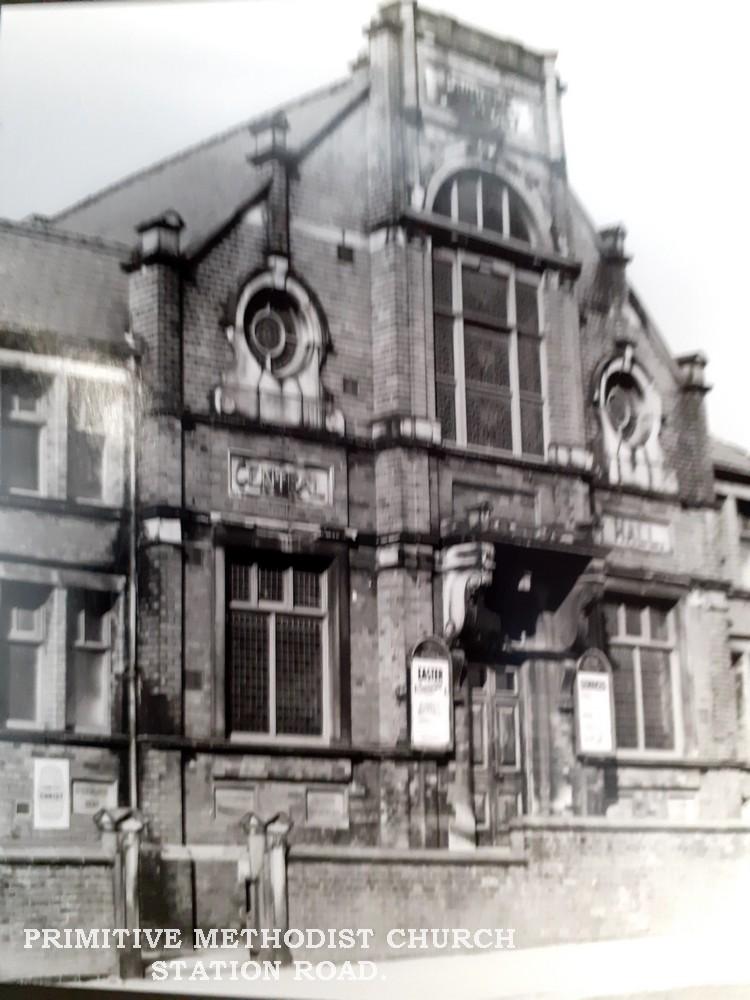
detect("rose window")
(243, 289), (301, 374)
(603, 370), (654, 447)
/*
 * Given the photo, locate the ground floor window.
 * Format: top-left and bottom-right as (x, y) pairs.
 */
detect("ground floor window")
(0, 583), (46, 727)
(603, 597), (679, 752)
(227, 554), (329, 740)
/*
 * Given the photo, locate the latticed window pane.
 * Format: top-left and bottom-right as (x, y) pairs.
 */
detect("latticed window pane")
(436, 381), (456, 440)
(464, 326), (510, 387)
(229, 610), (269, 733)
(258, 565), (283, 602)
(520, 397), (545, 456)
(432, 181), (452, 219)
(650, 606), (670, 642)
(518, 334), (542, 394)
(275, 615), (322, 736)
(641, 649), (674, 750)
(434, 316), (455, 376)
(625, 604), (642, 636)
(230, 563), (252, 603)
(508, 190), (531, 242)
(603, 602), (620, 639)
(462, 268), (508, 324)
(457, 173), (478, 226)
(1, 424), (39, 492)
(433, 260), (453, 312)
(516, 283), (539, 334)
(481, 175), (505, 234)
(293, 568), (321, 609)
(466, 391), (513, 450)
(611, 646), (638, 749)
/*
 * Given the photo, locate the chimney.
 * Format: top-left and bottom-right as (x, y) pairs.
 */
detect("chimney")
(249, 112), (293, 259)
(135, 209), (184, 261)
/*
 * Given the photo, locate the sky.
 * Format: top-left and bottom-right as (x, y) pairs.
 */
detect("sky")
(1, 0), (749, 449)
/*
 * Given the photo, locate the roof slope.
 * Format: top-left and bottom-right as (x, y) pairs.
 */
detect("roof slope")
(712, 437), (750, 480)
(0, 220), (129, 345)
(50, 73), (369, 255)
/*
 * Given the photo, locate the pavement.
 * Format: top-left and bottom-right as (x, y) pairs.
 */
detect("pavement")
(79, 932), (750, 999)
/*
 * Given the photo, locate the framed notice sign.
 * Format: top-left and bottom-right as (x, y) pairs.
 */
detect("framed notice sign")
(72, 780), (118, 816)
(574, 650), (616, 757)
(409, 638), (453, 752)
(33, 758), (70, 830)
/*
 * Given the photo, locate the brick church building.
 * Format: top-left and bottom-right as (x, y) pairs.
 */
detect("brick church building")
(2, 1), (750, 976)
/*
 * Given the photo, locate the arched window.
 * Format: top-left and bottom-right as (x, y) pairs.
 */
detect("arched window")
(431, 170), (533, 244)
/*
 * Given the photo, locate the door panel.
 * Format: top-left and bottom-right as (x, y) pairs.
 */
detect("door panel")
(470, 663), (524, 844)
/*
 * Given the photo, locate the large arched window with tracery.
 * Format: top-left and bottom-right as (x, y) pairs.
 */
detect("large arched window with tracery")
(431, 170), (534, 244)
(430, 171), (546, 457)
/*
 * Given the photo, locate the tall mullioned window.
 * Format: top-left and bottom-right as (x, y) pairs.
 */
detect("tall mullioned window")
(66, 590), (112, 732)
(0, 370), (47, 494)
(604, 598), (679, 753)
(67, 379), (106, 502)
(0, 583), (47, 728)
(227, 555), (329, 740)
(433, 250), (545, 456)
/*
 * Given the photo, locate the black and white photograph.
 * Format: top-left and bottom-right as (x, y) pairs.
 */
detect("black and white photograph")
(1, 1), (750, 997)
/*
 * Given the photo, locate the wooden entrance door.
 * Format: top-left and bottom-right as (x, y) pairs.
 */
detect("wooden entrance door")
(470, 663), (524, 844)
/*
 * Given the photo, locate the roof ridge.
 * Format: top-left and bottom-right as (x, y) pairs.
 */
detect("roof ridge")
(0, 216), (130, 256)
(50, 71), (362, 226)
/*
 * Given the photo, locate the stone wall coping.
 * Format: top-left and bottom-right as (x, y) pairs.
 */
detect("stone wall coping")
(512, 816), (750, 834)
(153, 843), (245, 862)
(0, 846), (114, 865)
(149, 842), (527, 865)
(288, 845), (528, 865)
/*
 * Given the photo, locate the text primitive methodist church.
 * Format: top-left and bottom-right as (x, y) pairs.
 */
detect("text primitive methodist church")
(3, 0), (750, 977)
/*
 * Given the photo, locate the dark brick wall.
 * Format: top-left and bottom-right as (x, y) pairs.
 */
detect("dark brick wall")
(0, 743), (122, 847)
(0, 860), (116, 981)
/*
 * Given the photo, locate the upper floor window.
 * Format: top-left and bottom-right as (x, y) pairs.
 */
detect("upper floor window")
(433, 249), (545, 456)
(0, 583), (47, 728)
(432, 170), (533, 244)
(67, 379), (107, 502)
(0, 370), (48, 494)
(604, 598), (679, 753)
(66, 590), (112, 732)
(227, 554), (330, 741)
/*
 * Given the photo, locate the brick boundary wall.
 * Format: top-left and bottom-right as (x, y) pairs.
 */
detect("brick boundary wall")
(9, 822), (749, 980)
(288, 823), (750, 959)
(140, 820), (750, 962)
(0, 849), (117, 982)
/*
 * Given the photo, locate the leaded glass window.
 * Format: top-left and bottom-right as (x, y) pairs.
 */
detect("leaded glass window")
(433, 250), (545, 456)
(432, 171), (533, 244)
(227, 556), (329, 740)
(604, 598), (679, 753)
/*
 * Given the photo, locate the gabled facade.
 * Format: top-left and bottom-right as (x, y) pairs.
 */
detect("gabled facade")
(3, 0), (750, 962)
